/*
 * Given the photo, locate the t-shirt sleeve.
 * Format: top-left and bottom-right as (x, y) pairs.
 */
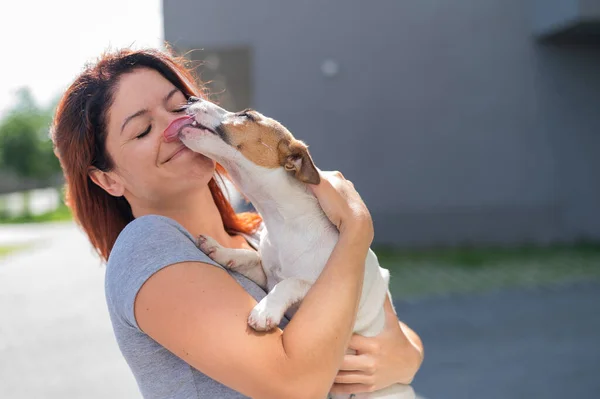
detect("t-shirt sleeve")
(105, 215), (224, 330)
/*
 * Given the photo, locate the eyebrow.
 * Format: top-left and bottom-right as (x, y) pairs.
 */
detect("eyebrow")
(120, 88), (181, 134)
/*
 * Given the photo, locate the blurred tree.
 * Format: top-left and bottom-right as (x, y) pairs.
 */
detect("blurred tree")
(0, 87), (61, 216)
(0, 87), (60, 180)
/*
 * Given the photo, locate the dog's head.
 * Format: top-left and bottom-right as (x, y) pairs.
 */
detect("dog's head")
(172, 98), (320, 186)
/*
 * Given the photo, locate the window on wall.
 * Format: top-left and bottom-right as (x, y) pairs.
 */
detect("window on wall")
(189, 47), (252, 112)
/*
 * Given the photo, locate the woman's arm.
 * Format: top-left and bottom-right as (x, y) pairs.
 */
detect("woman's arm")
(400, 319), (424, 359)
(331, 296), (424, 395)
(135, 172), (373, 399)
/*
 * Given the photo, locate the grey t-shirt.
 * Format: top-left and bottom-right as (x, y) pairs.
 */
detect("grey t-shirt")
(105, 214), (282, 399)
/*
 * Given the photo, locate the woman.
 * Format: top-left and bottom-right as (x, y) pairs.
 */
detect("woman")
(51, 48), (423, 399)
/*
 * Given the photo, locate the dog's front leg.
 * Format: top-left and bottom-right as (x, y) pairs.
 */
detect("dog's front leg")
(248, 278), (311, 331)
(197, 235), (267, 290)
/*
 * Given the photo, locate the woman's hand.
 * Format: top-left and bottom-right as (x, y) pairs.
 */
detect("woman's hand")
(308, 170), (373, 242)
(330, 297), (424, 395)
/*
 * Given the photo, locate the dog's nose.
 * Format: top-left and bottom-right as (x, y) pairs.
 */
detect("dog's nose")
(187, 96), (201, 104)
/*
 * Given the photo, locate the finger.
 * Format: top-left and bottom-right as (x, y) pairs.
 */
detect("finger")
(330, 383), (375, 395)
(309, 171), (351, 204)
(307, 170), (331, 194)
(321, 170), (346, 186)
(321, 169), (344, 178)
(334, 371), (375, 385)
(348, 333), (381, 355)
(338, 353), (372, 372)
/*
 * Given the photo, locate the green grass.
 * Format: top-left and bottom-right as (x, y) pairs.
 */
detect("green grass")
(374, 243), (600, 300)
(375, 242), (600, 267)
(0, 245), (26, 258)
(0, 203), (72, 224)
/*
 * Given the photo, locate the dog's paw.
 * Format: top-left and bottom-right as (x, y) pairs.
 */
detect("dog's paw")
(196, 235), (240, 269)
(248, 302), (281, 331)
(196, 235), (221, 258)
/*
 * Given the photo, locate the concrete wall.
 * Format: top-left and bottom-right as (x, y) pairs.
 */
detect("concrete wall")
(164, 0), (600, 247)
(534, 0), (600, 39)
(536, 42), (600, 241)
(580, 0), (600, 17)
(534, 0), (580, 36)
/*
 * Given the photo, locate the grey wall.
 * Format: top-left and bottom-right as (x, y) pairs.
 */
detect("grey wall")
(580, 0), (600, 17)
(164, 0), (600, 247)
(534, 0), (579, 36)
(534, 0), (600, 39)
(536, 42), (600, 241)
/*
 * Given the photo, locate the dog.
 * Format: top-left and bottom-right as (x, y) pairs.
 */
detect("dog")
(167, 98), (415, 399)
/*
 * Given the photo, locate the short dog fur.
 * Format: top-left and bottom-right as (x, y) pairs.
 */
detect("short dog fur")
(176, 98), (414, 399)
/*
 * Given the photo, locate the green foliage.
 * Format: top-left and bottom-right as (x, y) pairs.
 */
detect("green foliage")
(0, 245), (26, 258)
(0, 88), (61, 181)
(0, 201), (72, 224)
(374, 243), (600, 299)
(373, 242), (600, 268)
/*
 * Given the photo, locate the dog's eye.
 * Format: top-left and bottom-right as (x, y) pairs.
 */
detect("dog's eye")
(238, 109), (256, 121)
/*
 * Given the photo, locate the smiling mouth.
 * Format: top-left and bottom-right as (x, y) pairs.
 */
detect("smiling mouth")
(163, 146), (188, 163)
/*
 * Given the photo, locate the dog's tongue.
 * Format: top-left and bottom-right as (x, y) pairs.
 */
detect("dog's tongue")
(163, 115), (194, 142)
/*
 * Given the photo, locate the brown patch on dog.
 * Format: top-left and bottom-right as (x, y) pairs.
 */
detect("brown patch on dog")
(278, 140), (320, 184)
(219, 111), (320, 184)
(219, 113), (288, 168)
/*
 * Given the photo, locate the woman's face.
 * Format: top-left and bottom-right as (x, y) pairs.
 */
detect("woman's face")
(99, 68), (215, 206)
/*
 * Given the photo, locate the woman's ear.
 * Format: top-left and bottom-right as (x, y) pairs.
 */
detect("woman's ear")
(88, 167), (125, 197)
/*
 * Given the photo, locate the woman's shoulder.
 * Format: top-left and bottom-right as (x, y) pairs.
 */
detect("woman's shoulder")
(115, 214), (192, 244)
(105, 214), (221, 328)
(111, 214), (195, 255)
(107, 214), (211, 270)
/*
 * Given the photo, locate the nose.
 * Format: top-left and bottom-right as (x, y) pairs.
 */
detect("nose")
(187, 95), (201, 104)
(163, 114), (194, 142)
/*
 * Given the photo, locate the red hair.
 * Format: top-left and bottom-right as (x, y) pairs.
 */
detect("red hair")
(51, 48), (261, 262)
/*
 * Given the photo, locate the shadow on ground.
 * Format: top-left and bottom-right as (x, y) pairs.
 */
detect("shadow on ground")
(395, 281), (600, 399)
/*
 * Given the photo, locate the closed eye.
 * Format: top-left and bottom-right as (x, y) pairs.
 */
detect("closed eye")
(172, 104), (187, 113)
(136, 125), (151, 139)
(238, 109), (256, 121)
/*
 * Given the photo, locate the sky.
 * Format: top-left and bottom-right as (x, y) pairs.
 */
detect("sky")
(0, 0), (163, 117)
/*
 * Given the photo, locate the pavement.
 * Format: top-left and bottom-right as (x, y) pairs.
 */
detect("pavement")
(398, 282), (600, 399)
(1, 222), (599, 398)
(0, 223), (140, 399)
(0, 222), (75, 246)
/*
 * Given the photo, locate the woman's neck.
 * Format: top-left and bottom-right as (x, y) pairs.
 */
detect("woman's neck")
(130, 185), (237, 248)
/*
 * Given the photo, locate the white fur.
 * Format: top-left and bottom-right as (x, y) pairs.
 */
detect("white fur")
(180, 100), (415, 399)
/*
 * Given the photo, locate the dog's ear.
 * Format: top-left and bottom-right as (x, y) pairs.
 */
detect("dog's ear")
(278, 140), (320, 184)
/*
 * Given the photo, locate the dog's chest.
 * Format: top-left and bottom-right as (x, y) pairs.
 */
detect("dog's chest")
(259, 226), (338, 290)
